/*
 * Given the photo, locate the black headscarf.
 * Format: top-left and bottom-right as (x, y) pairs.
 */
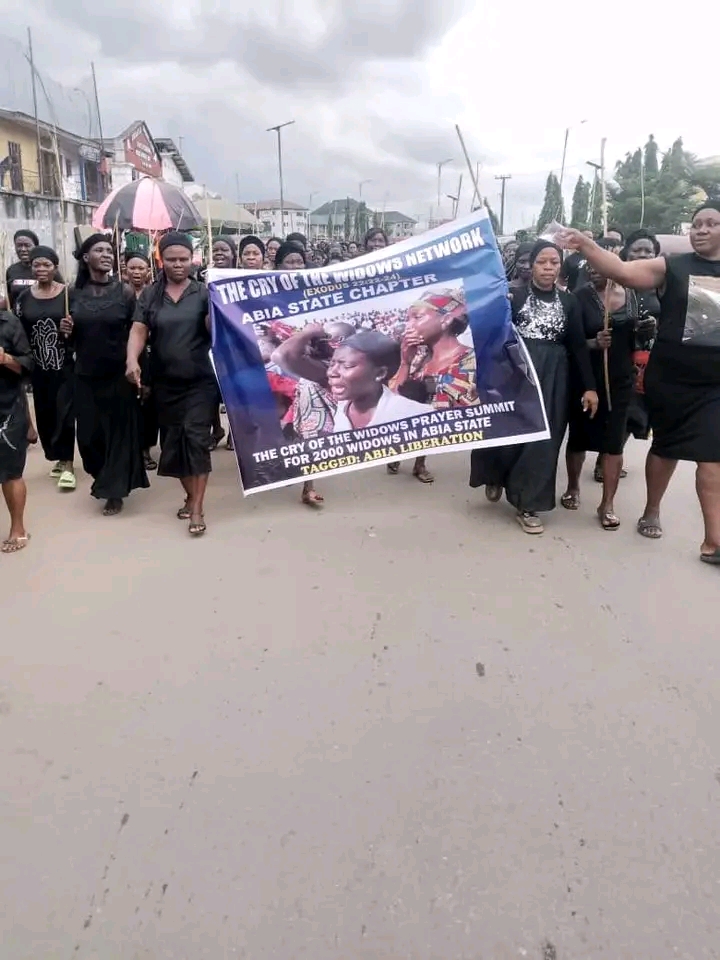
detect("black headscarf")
(529, 240), (563, 266)
(238, 235), (265, 258)
(75, 232), (111, 261)
(506, 241), (535, 280)
(14, 229), (39, 246)
(275, 241), (306, 268)
(124, 251), (149, 265)
(158, 231), (193, 255)
(29, 245), (59, 265)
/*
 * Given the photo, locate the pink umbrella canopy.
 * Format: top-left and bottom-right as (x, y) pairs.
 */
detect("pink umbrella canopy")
(92, 177), (202, 231)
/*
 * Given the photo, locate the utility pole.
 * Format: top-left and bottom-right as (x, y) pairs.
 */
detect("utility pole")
(90, 61), (107, 195)
(266, 120), (295, 234)
(494, 174), (511, 234)
(27, 28), (43, 195)
(599, 137), (608, 236)
(436, 159), (452, 220)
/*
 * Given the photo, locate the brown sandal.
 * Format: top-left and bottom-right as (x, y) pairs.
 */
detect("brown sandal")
(189, 513), (206, 536)
(412, 463), (435, 484)
(177, 500), (191, 520)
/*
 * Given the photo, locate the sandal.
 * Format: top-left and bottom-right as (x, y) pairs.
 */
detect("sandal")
(189, 513), (206, 537)
(143, 452), (158, 471)
(560, 491), (580, 510)
(516, 511), (544, 534)
(177, 500), (192, 520)
(699, 547), (720, 565)
(2, 534), (30, 554)
(102, 498), (123, 516)
(485, 484), (503, 503)
(412, 463), (435, 484)
(57, 470), (76, 491)
(49, 462), (62, 479)
(386, 462), (400, 475)
(301, 489), (324, 507)
(597, 507), (620, 530)
(637, 516), (662, 539)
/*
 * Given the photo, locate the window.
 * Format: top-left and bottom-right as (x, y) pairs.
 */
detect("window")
(65, 158), (72, 178)
(8, 141), (24, 192)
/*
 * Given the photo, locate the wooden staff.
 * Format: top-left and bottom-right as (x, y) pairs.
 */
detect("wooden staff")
(455, 125), (481, 212)
(204, 187), (213, 265)
(113, 211), (122, 279)
(147, 231), (156, 281)
(49, 125), (70, 318)
(603, 281), (612, 411)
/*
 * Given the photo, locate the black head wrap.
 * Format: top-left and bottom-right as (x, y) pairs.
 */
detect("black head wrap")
(74, 232), (111, 260)
(692, 200), (720, 220)
(29, 245), (59, 265)
(14, 229), (39, 246)
(124, 251), (149, 265)
(158, 231), (193, 255)
(505, 240), (535, 279)
(238, 235), (265, 258)
(212, 235), (238, 262)
(529, 240), (563, 266)
(275, 241), (306, 268)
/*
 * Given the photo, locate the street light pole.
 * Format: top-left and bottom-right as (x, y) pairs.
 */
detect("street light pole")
(267, 120), (295, 235)
(436, 159), (452, 218)
(359, 179), (372, 199)
(494, 174), (512, 234)
(559, 119), (587, 222)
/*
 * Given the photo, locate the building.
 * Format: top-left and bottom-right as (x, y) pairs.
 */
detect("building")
(0, 108), (105, 202)
(309, 198), (416, 241)
(103, 121), (192, 191)
(242, 200), (308, 238)
(381, 210), (417, 239)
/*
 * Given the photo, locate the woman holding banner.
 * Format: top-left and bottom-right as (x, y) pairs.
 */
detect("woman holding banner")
(470, 240), (598, 535)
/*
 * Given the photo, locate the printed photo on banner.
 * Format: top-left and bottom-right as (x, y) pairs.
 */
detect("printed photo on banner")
(208, 212), (550, 495)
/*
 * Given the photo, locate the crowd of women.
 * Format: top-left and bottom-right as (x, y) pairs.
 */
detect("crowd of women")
(1, 204), (718, 565)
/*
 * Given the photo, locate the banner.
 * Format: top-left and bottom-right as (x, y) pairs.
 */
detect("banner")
(208, 211), (549, 495)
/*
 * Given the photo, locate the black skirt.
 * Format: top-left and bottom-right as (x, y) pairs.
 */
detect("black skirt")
(645, 343), (720, 462)
(154, 376), (216, 478)
(0, 394), (29, 484)
(567, 377), (632, 455)
(470, 339), (568, 513)
(75, 374), (149, 500)
(31, 365), (76, 463)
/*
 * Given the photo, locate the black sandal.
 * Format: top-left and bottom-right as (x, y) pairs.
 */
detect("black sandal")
(189, 513), (206, 537)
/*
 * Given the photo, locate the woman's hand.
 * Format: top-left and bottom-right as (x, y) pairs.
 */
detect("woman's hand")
(125, 360), (142, 391)
(595, 329), (612, 349)
(400, 329), (422, 365)
(59, 316), (73, 337)
(582, 390), (599, 418)
(556, 228), (591, 252)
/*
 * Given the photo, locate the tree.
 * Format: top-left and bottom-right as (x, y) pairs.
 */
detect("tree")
(343, 199), (351, 240)
(644, 134), (659, 177)
(326, 213), (334, 239)
(372, 208), (382, 228)
(588, 173), (604, 234)
(356, 201), (370, 240)
(537, 173), (564, 232)
(570, 175), (590, 229)
(484, 197), (500, 235)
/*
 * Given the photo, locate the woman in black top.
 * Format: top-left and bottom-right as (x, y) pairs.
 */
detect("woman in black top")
(623, 230), (661, 444)
(5, 230), (39, 313)
(124, 252), (158, 472)
(560, 203), (720, 564)
(15, 246), (76, 490)
(563, 247), (643, 529)
(127, 232), (214, 537)
(67, 234), (148, 516)
(0, 308), (33, 552)
(470, 241), (598, 534)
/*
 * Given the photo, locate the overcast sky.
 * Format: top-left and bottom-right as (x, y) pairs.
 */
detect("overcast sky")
(1, 0), (716, 231)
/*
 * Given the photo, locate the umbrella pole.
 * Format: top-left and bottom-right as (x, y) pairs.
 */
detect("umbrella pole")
(113, 211), (122, 280)
(148, 231), (155, 281)
(205, 187), (213, 265)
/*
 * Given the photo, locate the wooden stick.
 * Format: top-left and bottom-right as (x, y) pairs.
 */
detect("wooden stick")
(113, 211), (122, 280)
(204, 187), (213, 264)
(603, 281), (612, 412)
(455, 125), (481, 212)
(49, 123), (70, 317)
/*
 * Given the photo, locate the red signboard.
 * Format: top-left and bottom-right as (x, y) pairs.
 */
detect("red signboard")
(123, 122), (161, 177)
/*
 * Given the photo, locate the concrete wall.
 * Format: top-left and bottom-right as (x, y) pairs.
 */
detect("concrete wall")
(0, 190), (98, 280)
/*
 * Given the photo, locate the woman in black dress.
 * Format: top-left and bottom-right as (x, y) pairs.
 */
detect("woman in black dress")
(126, 232), (215, 537)
(123, 252), (158, 471)
(0, 307), (33, 552)
(67, 234), (148, 516)
(559, 204), (720, 563)
(623, 230), (661, 443)
(5, 230), (39, 313)
(470, 240), (598, 534)
(563, 247), (643, 529)
(15, 246), (76, 490)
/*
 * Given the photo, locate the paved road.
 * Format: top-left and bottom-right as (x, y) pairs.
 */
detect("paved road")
(2, 438), (719, 959)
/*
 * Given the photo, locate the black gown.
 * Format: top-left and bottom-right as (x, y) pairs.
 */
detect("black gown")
(15, 288), (75, 463)
(470, 285), (595, 513)
(70, 281), (149, 500)
(134, 279), (215, 478)
(0, 311), (34, 484)
(566, 283), (638, 456)
(645, 253), (720, 462)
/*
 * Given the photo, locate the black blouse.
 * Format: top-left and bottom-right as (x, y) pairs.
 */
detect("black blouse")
(69, 281), (136, 378)
(134, 279), (212, 381)
(0, 310), (34, 414)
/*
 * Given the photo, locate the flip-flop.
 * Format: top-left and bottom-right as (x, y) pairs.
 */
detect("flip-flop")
(597, 508), (620, 530)
(386, 462), (400, 475)
(49, 462), (62, 479)
(301, 490), (325, 507)
(560, 491), (580, 510)
(699, 548), (720, 565)
(412, 464), (435, 484)
(57, 470), (76, 491)
(2, 534), (30, 554)
(637, 516), (662, 539)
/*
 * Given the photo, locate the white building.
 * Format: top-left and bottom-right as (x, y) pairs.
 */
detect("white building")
(242, 200), (308, 238)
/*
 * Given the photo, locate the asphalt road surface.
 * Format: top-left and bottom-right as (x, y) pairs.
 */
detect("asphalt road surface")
(2, 438), (719, 959)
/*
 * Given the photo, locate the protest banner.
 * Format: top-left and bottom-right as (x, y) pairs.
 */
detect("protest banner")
(208, 210), (549, 495)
